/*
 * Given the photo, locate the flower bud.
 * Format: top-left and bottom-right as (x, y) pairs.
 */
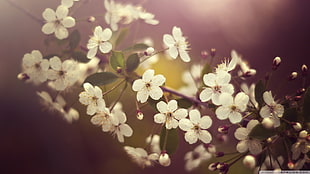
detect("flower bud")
(301, 64), (308, 77)
(288, 72), (298, 81)
(262, 117), (274, 129)
(291, 122), (302, 131)
(87, 16), (96, 23)
(218, 125), (230, 134)
(201, 50), (208, 59)
(211, 48), (216, 57)
(17, 73), (30, 81)
(243, 155), (256, 169)
(267, 137), (273, 143)
(159, 153), (171, 167)
(136, 110), (144, 120)
(204, 144), (216, 154)
(296, 88), (305, 95)
(299, 130), (308, 139)
(116, 66), (122, 74)
(208, 162), (219, 171)
(217, 134), (228, 143)
(272, 57), (281, 70)
(217, 162), (229, 173)
(287, 161), (295, 169)
(144, 47), (155, 56)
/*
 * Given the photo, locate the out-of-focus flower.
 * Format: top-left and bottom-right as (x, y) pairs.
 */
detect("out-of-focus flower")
(47, 56), (79, 91)
(154, 100), (188, 129)
(234, 120), (262, 155)
(291, 130), (309, 160)
(22, 50), (49, 84)
(110, 106), (133, 143)
(90, 108), (113, 132)
(61, 0), (79, 8)
(124, 146), (159, 168)
(215, 92), (249, 124)
(132, 69), (165, 103)
(178, 64), (201, 97)
(259, 91), (284, 128)
(184, 144), (212, 171)
(237, 57), (256, 78)
(215, 50), (239, 73)
(240, 83), (258, 108)
(163, 26), (191, 62)
(79, 83), (106, 115)
(199, 72), (234, 105)
(87, 26), (113, 59)
(146, 134), (161, 154)
(179, 109), (212, 144)
(42, 5), (75, 40)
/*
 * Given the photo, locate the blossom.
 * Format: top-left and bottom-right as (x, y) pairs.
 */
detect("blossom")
(145, 134), (161, 154)
(90, 108), (113, 132)
(291, 131), (309, 160)
(215, 92), (249, 124)
(79, 83), (106, 115)
(41, 5), (75, 40)
(234, 120), (262, 155)
(184, 144), (212, 171)
(237, 57), (256, 78)
(253, 155), (283, 172)
(215, 50), (239, 73)
(154, 100), (188, 129)
(110, 105), (133, 143)
(163, 26), (191, 62)
(139, 11), (159, 25)
(199, 72), (234, 105)
(259, 91), (284, 128)
(124, 146), (159, 168)
(61, 0), (79, 8)
(240, 83), (258, 108)
(86, 26), (113, 59)
(22, 50), (49, 84)
(178, 64), (202, 96)
(47, 56), (79, 91)
(132, 69), (166, 103)
(179, 110), (212, 144)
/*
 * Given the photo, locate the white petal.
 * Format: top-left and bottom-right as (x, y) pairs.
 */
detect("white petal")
(199, 88), (212, 102)
(99, 42), (112, 53)
(185, 130), (198, 144)
(275, 104), (284, 117)
(167, 100), (178, 112)
(56, 5), (69, 19)
(179, 50), (191, 62)
(154, 113), (166, 124)
(87, 47), (98, 59)
(168, 46), (178, 59)
(217, 71), (231, 85)
(236, 140), (249, 153)
(174, 108), (188, 120)
(132, 79), (144, 91)
(101, 28), (112, 41)
(151, 74), (166, 86)
(156, 101), (168, 113)
(61, 0), (74, 8)
(87, 104), (97, 115)
(42, 8), (56, 21)
(149, 87), (163, 100)
(259, 105), (271, 118)
(163, 34), (175, 46)
(61, 17), (75, 28)
(172, 26), (183, 40)
(203, 73), (216, 87)
(199, 116), (212, 129)
(55, 26), (69, 39)
(228, 112), (242, 124)
(246, 120), (259, 132)
(248, 140), (262, 155)
(120, 124), (133, 137)
(235, 92), (249, 108)
(49, 57), (62, 70)
(42, 23), (55, 34)
(263, 91), (274, 105)
(199, 130), (212, 143)
(137, 90), (149, 103)
(221, 84), (234, 95)
(219, 93), (233, 106)
(189, 110), (201, 125)
(211, 93), (221, 106)
(215, 106), (230, 120)
(142, 69), (154, 82)
(90, 115), (103, 125)
(234, 127), (248, 140)
(116, 132), (124, 143)
(168, 119), (179, 129)
(179, 119), (193, 131)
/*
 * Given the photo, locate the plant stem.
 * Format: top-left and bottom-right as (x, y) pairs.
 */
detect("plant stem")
(162, 126), (169, 151)
(102, 79), (126, 96)
(109, 81), (127, 111)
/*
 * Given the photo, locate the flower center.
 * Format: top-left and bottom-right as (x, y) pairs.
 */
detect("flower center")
(58, 70), (65, 76)
(231, 105), (237, 111)
(213, 85), (221, 93)
(192, 151), (200, 160)
(145, 83), (151, 89)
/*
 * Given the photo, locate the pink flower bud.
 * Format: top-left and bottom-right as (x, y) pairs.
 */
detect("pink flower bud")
(243, 155), (256, 169)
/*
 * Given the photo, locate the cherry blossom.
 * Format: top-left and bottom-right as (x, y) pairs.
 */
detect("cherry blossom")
(124, 146), (159, 168)
(79, 83), (106, 115)
(87, 26), (113, 59)
(184, 144), (212, 171)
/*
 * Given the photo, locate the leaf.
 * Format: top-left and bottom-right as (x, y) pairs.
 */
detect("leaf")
(43, 54), (59, 59)
(123, 43), (149, 52)
(248, 124), (276, 140)
(255, 80), (265, 108)
(71, 51), (90, 63)
(176, 98), (192, 109)
(110, 51), (125, 71)
(126, 53), (140, 72)
(84, 72), (119, 86)
(69, 30), (81, 50)
(302, 87), (310, 123)
(160, 126), (179, 155)
(115, 28), (128, 46)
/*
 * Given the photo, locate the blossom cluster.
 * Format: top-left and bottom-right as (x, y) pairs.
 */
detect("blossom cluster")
(17, 0), (309, 173)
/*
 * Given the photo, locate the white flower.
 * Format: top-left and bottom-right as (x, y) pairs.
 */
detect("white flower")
(240, 83), (258, 108)
(79, 83), (106, 115)
(61, 0), (79, 8)
(184, 144), (212, 171)
(234, 120), (262, 155)
(139, 11), (159, 25)
(253, 155), (283, 172)
(47, 57), (79, 91)
(178, 64), (202, 97)
(132, 69), (166, 103)
(145, 134), (161, 154)
(42, 5), (75, 40)
(215, 92), (249, 124)
(199, 72), (234, 105)
(163, 26), (191, 62)
(154, 100), (188, 129)
(238, 57), (256, 78)
(291, 137), (309, 160)
(159, 153), (171, 167)
(110, 106), (133, 143)
(86, 26), (113, 59)
(22, 50), (49, 84)
(259, 91), (284, 128)
(243, 155), (256, 169)
(215, 50), (239, 73)
(90, 108), (113, 132)
(179, 110), (212, 144)
(124, 146), (159, 168)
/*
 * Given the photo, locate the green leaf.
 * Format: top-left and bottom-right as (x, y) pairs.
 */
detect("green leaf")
(248, 124), (276, 140)
(160, 126), (179, 155)
(255, 80), (265, 108)
(43, 54), (59, 59)
(71, 51), (90, 63)
(126, 53), (140, 72)
(110, 51), (125, 71)
(84, 72), (119, 86)
(69, 30), (81, 50)
(176, 98), (193, 108)
(115, 28), (128, 46)
(302, 87), (310, 123)
(123, 43), (149, 52)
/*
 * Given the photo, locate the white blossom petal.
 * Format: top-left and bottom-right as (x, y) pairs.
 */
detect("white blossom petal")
(61, 17), (75, 28)
(42, 23), (56, 34)
(99, 42), (112, 53)
(56, 5), (69, 19)
(199, 88), (212, 102)
(228, 112), (242, 124)
(234, 127), (248, 140)
(189, 110), (201, 125)
(179, 119), (193, 131)
(185, 130), (198, 144)
(215, 106), (230, 120)
(168, 46), (178, 59)
(163, 34), (175, 46)
(236, 140), (249, 153)
(199, 130), (212, 144)
(199, 116), (212, 129)
(154, 113), (166, 124)
(42, 8), (56, 21)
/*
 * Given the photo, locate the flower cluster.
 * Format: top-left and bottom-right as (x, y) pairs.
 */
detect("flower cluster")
(17, 0), (310, 173)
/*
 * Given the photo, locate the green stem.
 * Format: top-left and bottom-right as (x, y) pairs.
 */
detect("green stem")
(162, 126), (169, 151)
(109, 81), (127, 112)
(102, 79), (126, 96)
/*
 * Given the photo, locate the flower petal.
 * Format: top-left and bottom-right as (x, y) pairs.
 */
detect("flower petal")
(163, 34), (175, 46)
(142, 69), (154, 82)
(149, 86), (163, 100)
(49, 57), (62, 70)
(174, 108), (188, 120)
(228, 112), (242, 124)
(185, 130), (198, 144)
(199, 130), (212, 143)
(168, 46), (178, 59)
(154, 113), (166, 124)
(236, 140), (249, 153)
(263, 91), (274, 105)
(219, 93), (233, 106)
(259, 105), (271, 118)
(199, 88), (212, 102)
(189, 109), (201, 125)
(61, 16), (75, 28)
(101, 28), (112, 41)
(234, 127), (248, 140)
(248, 140), (262, 155)
(203, 73), (216, 87)
(87, 47), (98, 59)
(215, 106), (230, 120)
(151, 74), (165, 86)
(137, 90), (149, 103)
(167, 100), (178, 112)
(246, 120), (259, 132)
(172, 26), (183, 40)
(132, 79), (144, 91)
(120, 124), (133, 137)
(42, 8), (56, 21)
(156, 101), (168, 113)
(199, 116), (212, 129)
(55, 26), (69, 39)
(99, 42), (112, 53)
(179, 50), (191, 62)
(42, 23), (55, 34)
(56, 5), (69, 19)
(179, 118), (193, 131)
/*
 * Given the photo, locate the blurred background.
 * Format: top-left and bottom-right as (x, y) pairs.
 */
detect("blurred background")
(0, 0), (309, 173)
